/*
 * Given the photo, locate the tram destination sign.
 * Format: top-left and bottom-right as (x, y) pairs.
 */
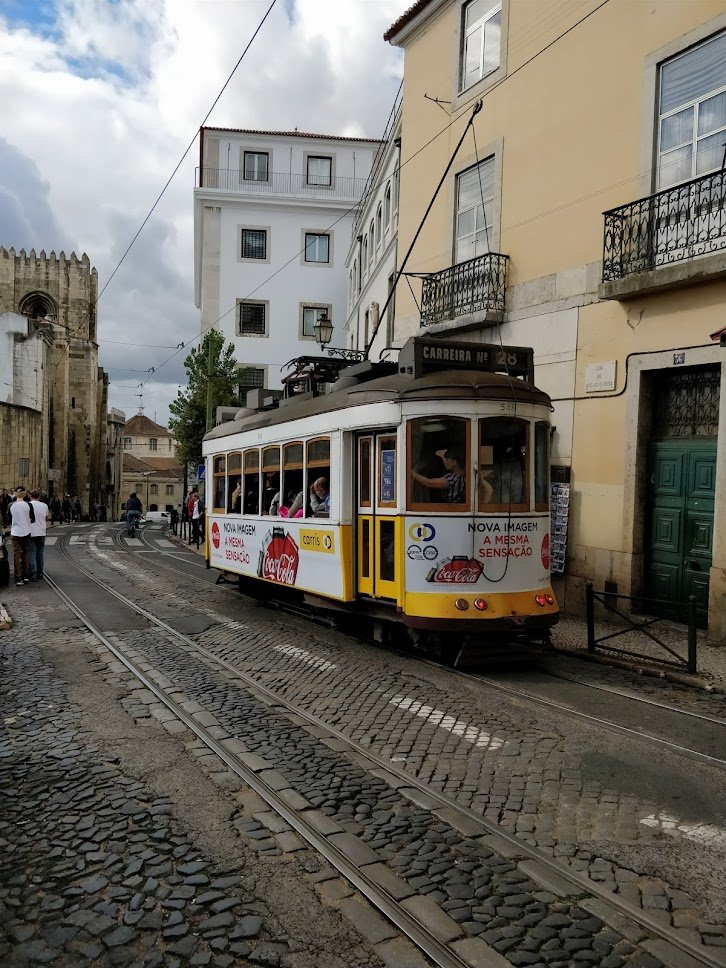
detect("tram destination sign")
(398, 338), (533, 382)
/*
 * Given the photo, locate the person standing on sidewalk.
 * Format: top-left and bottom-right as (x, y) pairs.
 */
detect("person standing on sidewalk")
(28, 489), (49, 581)
(10, 486), (32, 585)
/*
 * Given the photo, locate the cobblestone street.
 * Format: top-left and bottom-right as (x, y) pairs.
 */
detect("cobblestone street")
(1, 526), (725, 968)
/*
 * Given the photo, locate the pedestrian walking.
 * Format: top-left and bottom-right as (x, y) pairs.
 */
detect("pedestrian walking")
(61, 495), (72, 524)
(10, 486), (32, 585)
(28, 489), (49, 581)
(0, 487), (11, 527)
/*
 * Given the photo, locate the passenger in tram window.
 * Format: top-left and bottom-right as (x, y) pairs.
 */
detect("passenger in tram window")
(264, 473), (280, 515)
(310, 477), (330, 516)
(287, 490), (305, 518)
(411, 449), (466, 503)
(499, 448), (525, 504)
(478, 446), (495, 504)
(229, 482), (242, 513)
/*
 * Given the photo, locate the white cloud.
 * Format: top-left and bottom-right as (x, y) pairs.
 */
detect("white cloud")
(0, 0), (402, 423)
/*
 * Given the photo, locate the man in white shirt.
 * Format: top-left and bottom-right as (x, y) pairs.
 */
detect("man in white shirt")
(29, 489), (49, 581)
(10, 486), (32, 585)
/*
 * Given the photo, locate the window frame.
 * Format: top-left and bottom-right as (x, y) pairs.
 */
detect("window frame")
(242, 448), (260, 515)
(239, 227), (268, 261)
(377, 435), (398, 510)
(455, 156), (495, 264)
(305, 153), (333, 187)
(299, 302), (332, 340)
(460, 0), (502, 93)
(212, 455), (226, 513)
(242, 150), (270, 183)
(149, 437), (157, 451)
(303, 231), (331, 265)
(477, 415), (530, 513)
(239, 366), (266, 396)
(656, 29), (726, 189)
(237, 299), (268, 337)
(226, 451), (242, 513)
(406, 417), (472, 513)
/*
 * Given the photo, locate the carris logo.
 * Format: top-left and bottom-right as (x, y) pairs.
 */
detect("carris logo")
(409, 523), (436, 542)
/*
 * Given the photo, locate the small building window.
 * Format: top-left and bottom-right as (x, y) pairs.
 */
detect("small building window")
(165, 484), (174, 495)
(241, 228), (267, 260)
(150, 483), (158, 495)
(239, 367), (266, 393)
(461, 0), (502, 93)
(376, 205), (383, 248)
(301, 305), (330, 338)
(307, 155), (332, 186)
(238, 302), (266, 336)
(123, 437), (132, 449)
(455, 157), (494, 263)
(243, 151), (269, 182)
(304, 233), (330, 264)
(149, 438), (157, 451)
(384, 183), (392, 227)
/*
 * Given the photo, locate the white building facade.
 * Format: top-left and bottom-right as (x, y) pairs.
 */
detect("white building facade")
(194, 128), (380, 393)
(345, 102), (402, 362)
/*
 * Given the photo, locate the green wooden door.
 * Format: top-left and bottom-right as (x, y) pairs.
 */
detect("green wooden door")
(645, 441), (716, 626)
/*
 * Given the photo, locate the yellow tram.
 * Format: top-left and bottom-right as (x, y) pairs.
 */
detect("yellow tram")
(203, 337), (558, 660)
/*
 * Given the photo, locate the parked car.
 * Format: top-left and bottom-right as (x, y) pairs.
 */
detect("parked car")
(144, 511), (170, 525)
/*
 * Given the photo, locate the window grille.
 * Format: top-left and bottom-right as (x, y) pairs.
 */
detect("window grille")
(239, 303), (266, 336)
(653, 365), (720, 438)
(239, 368), (265, 393)
(241, 229), (267, 260)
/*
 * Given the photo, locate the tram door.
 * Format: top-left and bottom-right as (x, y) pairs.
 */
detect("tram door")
(356, 433), (399, 601)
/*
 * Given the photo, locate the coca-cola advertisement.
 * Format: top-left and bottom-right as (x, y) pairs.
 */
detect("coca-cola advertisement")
(258, 527), (299, 586)
(426, 556), (483, 584)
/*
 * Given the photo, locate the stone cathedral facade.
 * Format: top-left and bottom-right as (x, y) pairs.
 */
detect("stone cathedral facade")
(0, 246), (111, 508)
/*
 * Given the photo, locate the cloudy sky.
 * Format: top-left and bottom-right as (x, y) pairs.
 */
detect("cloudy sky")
(0, 0), (403, 424)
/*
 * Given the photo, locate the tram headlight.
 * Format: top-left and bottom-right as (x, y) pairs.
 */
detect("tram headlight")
(545, 594), (554, 605)
(473, 598), (488, 611)
(534, 595), (547, 607)
(454, 598), (469, 611)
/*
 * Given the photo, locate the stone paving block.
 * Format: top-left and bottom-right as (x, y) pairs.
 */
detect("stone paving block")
(580, 899), (648, 944)
(338, 896), (398, 945)
(275, 831), (305, 853)
(301, 810), (345, 836)
(314, 877), (354, 903)
(221, 738), (248, 756)
(374, 936), (434, 968)
(327, 832), (380, 866)
(369, 768), (410, 789)
(257, 768), (288, 790)
(643, 938), (723, 968)
(232, 789), (270, 814)
(517, 859), (581, 899)
(162, 720), (188, 736)
(253, 811), (292, 834)
(400, 895), (462, 943)
(363, 863), (415, 901)
(275, 788), (310, 810)
(480, 833), (525, 859)
(398, 786), (446, 810)
(191, 710), (218, 728)
(434, 806), (486, 838)
(450, 935), (512, 967)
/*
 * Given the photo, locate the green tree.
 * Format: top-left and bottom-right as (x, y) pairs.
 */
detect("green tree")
(168, 330), (244, 468)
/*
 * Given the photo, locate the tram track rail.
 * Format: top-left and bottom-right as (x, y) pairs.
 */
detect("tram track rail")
(112, 524), (726, 765)
(46, 531), (726, 968)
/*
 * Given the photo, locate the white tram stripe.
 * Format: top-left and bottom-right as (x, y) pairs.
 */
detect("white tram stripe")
(271, 644), (336, 672)
(389, 695), (505, 750)
(640, 813), (726, 852)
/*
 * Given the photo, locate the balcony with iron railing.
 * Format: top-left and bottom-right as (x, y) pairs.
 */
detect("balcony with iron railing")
(601, 167), (726, 299)
(196, 167), (369, 202)
(418, 252), (508, 328)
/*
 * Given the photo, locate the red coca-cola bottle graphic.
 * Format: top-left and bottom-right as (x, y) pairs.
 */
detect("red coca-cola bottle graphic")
(426, 556), (482, 583)
(260, 526), (299, 586)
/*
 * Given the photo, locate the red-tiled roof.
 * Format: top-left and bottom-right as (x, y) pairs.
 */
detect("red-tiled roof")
(202, 126), (382, 144)
(123, 414), (170, 436)
(384, 0), (435, 41)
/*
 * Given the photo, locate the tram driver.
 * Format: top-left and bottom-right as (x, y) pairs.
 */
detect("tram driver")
(411, 449), (466, 504)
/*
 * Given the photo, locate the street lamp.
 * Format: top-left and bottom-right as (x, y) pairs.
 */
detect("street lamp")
(313, 310), (333, 350)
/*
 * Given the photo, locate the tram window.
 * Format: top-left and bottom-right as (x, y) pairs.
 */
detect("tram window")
(243, 449), (260, 515)
(227, 452), (242, 513)
(306, 437), (330, 517)
(361, 520), (371, 578)
(407, 417), (470, 510)
(378, 436), (397, 508)
(359, 437), (372, 508)
(262, 446), (281, 514)
(379, 520), (396, 583)
(534, 421), (549, 512)
(282, 442), (304, 517)
(213, 456), (226, 512)
(478, 417), (529, 512)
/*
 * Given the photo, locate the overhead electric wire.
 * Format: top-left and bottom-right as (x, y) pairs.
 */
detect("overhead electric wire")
(97, 0), (278, 303)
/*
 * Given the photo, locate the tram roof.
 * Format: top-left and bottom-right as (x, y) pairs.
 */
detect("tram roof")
(204, 369), (551, 442)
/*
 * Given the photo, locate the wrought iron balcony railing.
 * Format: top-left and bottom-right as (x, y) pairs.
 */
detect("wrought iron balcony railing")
(420, 252), (508, 326)
(197, 167), (369, 202)
(602, 168), (726, 282)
